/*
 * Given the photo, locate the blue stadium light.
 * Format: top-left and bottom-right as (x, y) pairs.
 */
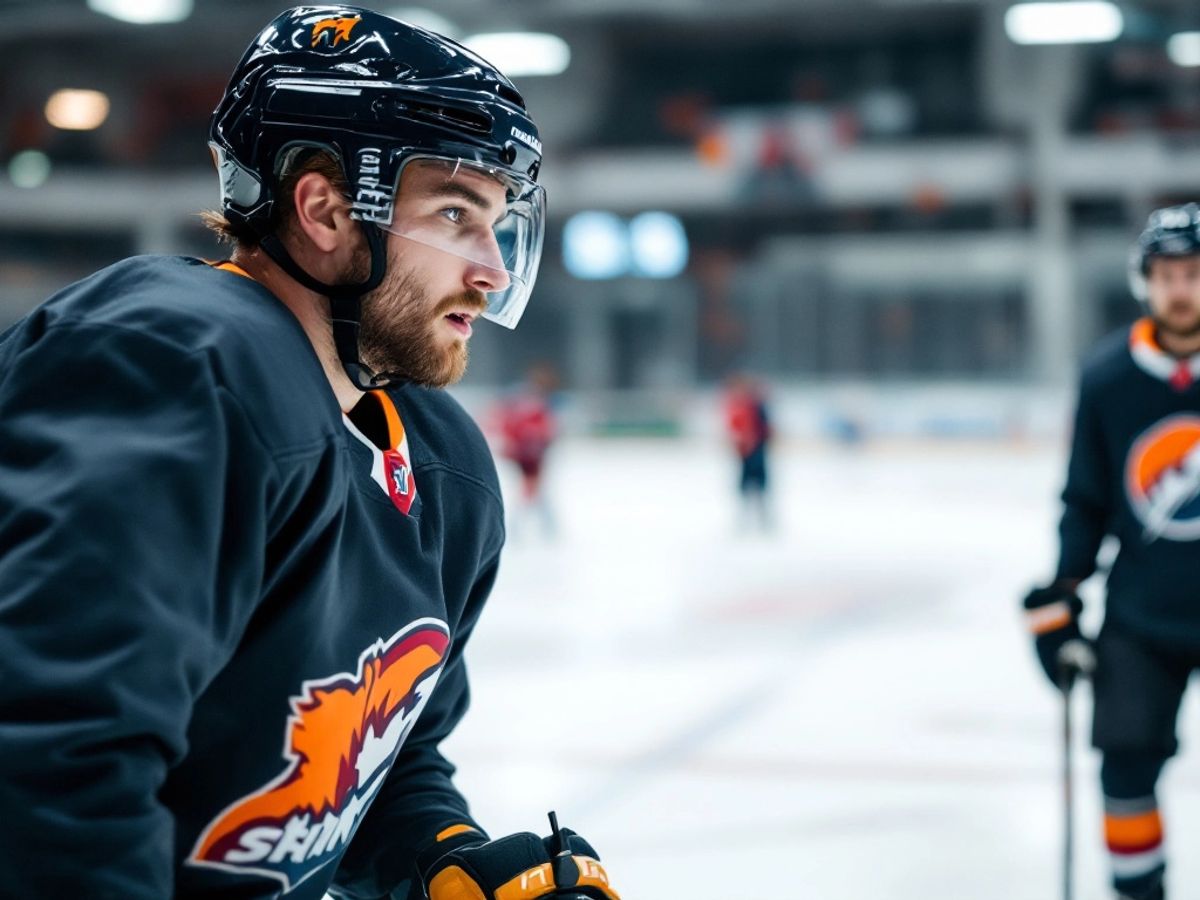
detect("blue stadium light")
(629, 212), (689, 279)
(1004, 1), (1123, 45)
(563, 211), (629, 280)
(1168, 32), (1200, 67)
(8, 150), (51, 189)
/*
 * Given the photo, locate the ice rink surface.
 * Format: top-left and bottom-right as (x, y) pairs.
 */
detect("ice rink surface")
(436, 436), (1200, 900)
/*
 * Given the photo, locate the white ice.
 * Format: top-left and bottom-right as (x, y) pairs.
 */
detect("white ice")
(434, 436), (1200, 900)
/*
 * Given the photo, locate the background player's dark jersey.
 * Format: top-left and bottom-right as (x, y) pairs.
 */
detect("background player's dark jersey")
(0, 256), (504, 899)
(1058, 318), (1200, 646)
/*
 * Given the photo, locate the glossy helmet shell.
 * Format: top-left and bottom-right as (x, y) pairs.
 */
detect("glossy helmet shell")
(209, 5), (543, 238)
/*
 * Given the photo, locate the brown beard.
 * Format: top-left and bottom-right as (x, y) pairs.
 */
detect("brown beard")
(1152, 305), (1200, 343)
(353, 261), (486, 388)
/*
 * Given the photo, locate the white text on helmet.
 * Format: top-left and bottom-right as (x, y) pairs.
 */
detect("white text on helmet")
(509, 127), (542, 155)
(355, 148), (392, 223)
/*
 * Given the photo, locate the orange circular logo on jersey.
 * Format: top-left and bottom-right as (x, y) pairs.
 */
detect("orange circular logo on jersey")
(1125, 414), (1200, 541)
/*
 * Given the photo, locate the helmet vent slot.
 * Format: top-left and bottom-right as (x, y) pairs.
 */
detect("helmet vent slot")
(495, 84), (526, 109)
(407, 102), (492, 134)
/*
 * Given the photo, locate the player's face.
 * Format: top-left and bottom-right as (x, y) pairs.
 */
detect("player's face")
(1146, 255), (1200, 339)
(353, 162), (511, 387)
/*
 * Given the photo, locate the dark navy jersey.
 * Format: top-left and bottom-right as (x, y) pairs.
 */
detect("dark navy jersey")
(1057, 318), (1200, 646)
(0, 256), (505, 899)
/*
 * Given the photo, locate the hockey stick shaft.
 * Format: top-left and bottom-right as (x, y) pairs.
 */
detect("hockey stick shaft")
(1062, 674), (1075, 900)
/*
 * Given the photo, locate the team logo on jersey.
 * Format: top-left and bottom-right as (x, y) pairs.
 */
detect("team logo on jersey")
(341, 398), (420, 517)
(188, 620), (450, 892)
(1125, 414), (1200, 542)
(384, 450), (415, 515)
(311, 15), (361, 48)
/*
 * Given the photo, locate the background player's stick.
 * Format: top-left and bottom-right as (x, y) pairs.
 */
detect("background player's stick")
(1057, 641), (1096, 900)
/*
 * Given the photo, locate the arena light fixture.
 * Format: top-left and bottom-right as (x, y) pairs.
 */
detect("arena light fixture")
(461, 32), (570, 77)
(1167, 32), (1200, 67)
(87, 0), (193, 25)
(629, 212), (689, 279)
(44, 89), (111, 131)
(8, 150), (51, 189)
(1004, 1), (1123, 45)
(563, 212), (628, 280)
(385, 7), (460, 38)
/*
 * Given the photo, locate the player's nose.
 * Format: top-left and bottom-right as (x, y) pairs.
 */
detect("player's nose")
(465, 243), (511, 293)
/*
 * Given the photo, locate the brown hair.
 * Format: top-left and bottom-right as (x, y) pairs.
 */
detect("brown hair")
(199, 148), (351, 249)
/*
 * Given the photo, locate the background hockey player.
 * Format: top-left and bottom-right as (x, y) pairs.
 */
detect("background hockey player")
(723, 373), (774, 532)
(0, 7), (618, 900)
(1022, 203), (1200, 900)
(493, 364), (560, 538)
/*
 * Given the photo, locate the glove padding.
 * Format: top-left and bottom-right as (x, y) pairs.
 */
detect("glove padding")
(1022, 583), (1092, 689)
(419, 826), (620, 900)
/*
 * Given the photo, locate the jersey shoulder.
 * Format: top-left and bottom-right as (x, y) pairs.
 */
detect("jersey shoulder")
(3, 256), (340, 450)
(1079, 324), (1137, 393)
(35, 256), (307, 355)
(389, 384), (500, 499)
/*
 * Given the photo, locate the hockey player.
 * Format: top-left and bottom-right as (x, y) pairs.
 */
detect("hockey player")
(1023, 203), (1200, 900)
(724, 374), (773, 532)
(0, 8), (618, 900)
(494, 365), (559, 538)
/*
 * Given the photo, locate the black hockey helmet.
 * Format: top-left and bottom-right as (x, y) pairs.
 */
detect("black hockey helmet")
(1128, 203), (1200, 302)
(209, 6), (546, 385)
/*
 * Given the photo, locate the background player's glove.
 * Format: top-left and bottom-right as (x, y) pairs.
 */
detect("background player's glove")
(418, 814), (620, 900)
(1022, 582), (1093, 689)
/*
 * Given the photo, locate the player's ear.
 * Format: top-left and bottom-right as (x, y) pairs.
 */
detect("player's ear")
(291, 172), (353, 254)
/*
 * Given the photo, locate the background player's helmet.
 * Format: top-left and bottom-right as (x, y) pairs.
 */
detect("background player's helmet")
(209, 5), (545, 329)
(1128, 203), (1200, 303)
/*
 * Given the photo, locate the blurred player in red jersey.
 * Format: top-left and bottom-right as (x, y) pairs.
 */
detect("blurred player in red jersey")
(496, 365), (559, 538)
(724, 374), (773, 532)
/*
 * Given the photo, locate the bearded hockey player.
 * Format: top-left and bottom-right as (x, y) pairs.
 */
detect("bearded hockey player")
(1023, 203), (1200, 900)
(0, 7), (618, 900)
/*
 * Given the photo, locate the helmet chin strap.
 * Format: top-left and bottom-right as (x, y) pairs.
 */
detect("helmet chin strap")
(259, 222), (395, 391)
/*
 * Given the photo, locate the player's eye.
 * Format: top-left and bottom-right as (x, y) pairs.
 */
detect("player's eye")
(440, 206), (465, 224)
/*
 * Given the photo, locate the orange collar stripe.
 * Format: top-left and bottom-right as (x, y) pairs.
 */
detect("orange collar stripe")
(372, 390), (406, 449)
(207, 260), (257, 282)
(1130, 318), (1162, 354)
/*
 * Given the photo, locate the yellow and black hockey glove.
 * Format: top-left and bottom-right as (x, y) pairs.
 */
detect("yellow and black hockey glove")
(1022, 582), (1094, 689)
(418, 815), (619, 900)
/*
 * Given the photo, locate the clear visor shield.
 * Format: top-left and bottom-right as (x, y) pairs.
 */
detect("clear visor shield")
(379, 156), (546, 329)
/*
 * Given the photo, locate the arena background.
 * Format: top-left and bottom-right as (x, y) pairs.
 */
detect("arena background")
(3, 1), (1200, 897)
